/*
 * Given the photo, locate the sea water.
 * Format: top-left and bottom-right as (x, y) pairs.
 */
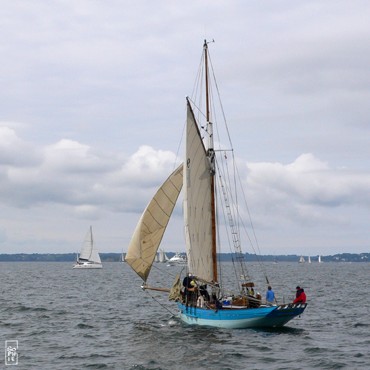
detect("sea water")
(0, 261), (369, 369)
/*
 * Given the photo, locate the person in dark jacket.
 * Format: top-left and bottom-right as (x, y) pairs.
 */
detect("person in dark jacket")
(293, 286), (306, 303)
(182, 274), (197, 304)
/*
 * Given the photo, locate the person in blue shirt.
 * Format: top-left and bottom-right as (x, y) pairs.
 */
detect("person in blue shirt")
(266, 286), (275, 305)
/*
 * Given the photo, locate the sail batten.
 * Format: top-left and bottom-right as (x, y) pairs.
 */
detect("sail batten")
(126, 164), (183, 281)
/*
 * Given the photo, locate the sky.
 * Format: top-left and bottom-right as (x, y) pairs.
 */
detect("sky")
(1, 1), (369, 256)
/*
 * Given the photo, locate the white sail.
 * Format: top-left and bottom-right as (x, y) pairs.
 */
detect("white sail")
(308, 256), (311, 263)
(74, 226), (102, 268)
(158, 249), (168, 263)
(79, 226), (93, 260)
(79, 226), (101, 263)
(126, 164), (183, 281)
(90, 232), (101, 264)
(184, 101), (214, 282)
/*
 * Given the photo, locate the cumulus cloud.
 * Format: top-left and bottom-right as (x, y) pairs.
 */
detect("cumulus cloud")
(0, 127), (41, 166)
(0, 123), (369, 254)
(1, 1), (369, 254)
(122, 145), (178, 185)
(0, 127), (179, 213)
(245, 153), (370, 230)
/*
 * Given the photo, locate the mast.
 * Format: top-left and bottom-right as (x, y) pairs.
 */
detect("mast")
(204, 40), (217, 283)
(89, 225), (93, 260)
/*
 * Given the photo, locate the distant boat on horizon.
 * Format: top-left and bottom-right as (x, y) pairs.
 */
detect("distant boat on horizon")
(158, 249), (169, 263)
(73, 226), (102, 269)
(299, 256), (305, 263)
(167, 252), (187, 266)
(308, 256), (311, 263)
(318, 255), (323, 263)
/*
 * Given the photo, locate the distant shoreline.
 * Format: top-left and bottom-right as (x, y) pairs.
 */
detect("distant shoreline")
(0, 252), (368, 263)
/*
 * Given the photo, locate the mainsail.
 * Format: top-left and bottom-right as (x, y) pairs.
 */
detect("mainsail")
(79, 226), (101, 264)
(184, 100), (214, 283)
(126, 164), (183, 281)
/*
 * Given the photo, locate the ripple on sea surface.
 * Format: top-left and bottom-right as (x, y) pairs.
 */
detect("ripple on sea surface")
(1, 261), (370, 369)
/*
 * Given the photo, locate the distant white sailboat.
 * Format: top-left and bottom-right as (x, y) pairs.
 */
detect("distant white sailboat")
(158, 249), (169, 263)
(73, 226), (102, 269)
(299, 256), (305, 263)
(308, 256), (311, 263)
(318, 255), (323, 263)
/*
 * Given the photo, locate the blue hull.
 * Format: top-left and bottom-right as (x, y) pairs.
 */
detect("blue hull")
(177, 302), (307, 329)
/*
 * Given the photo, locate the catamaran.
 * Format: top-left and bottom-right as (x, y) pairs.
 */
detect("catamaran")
(126, 40), (306, 328)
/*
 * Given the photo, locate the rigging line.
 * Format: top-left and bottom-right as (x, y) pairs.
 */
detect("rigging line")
(187, 96), (207, 126)
(215, 172), (240, 291)
(207, 50), (268, 285)
(208, 52), (233, 147)
(150, 262), (179, 280)
(191, 49), (206, 127)
(143, 289), (178, 318)
(191, 47), (205, 101)
(208, 49), (267, 280)
(215, 147), (250, 279)
(172, 106), (186, 172)
(234, 165), (271, 285)
(215, 159), (251, 290)
(209, 82), (251, 285)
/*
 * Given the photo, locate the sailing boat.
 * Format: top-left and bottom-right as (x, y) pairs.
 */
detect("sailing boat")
(73, 226), (102, 269)
(318, 255), (323, 263)
(158, 249), (169, 263)
(308, 256), (311, 263)
(126, 40), (306, 328)
(299, 256), (305, 263)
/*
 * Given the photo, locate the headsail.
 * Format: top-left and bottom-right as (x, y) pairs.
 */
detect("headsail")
(184, 100), (214, 282)
(126, 164), (183, 281)
(89, 236), (102, 264)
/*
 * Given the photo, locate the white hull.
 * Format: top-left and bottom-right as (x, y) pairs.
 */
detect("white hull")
(167, 261), (187, 266)
(167, 253), (187, 265)
(73, 262), (102, 269)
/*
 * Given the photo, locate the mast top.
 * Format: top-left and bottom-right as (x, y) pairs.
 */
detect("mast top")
(204, 39), (215, 47)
